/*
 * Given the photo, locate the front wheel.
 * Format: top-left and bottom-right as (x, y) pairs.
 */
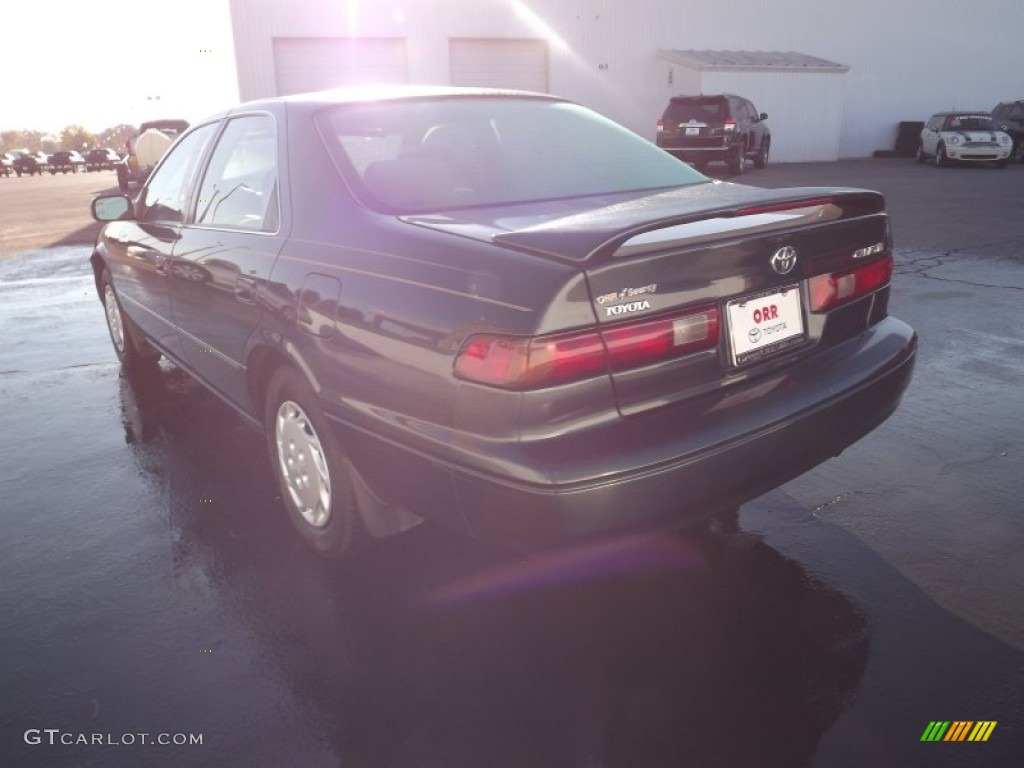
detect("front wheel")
(100, 268), (160, 370)
(935, 143), (948, 167)
(265, 367), (357, 559)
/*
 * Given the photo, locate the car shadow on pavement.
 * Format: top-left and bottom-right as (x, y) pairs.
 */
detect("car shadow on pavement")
(99, 364), (1018, 767)
(48, 221), (103, 249)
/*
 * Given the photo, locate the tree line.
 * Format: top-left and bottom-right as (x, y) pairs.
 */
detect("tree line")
(1, 124), (136, 154)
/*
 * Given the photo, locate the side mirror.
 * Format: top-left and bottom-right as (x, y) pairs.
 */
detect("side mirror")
(759, 112), (768, 121)
(92, 194), (134, 222)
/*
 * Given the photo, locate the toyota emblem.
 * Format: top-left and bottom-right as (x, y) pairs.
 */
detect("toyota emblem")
(770, 246), (798, 275)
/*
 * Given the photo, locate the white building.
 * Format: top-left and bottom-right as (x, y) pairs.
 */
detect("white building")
(228, 0), (1024, 162)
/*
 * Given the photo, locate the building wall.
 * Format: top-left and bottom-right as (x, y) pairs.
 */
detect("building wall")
(229, 0), (1024, 159)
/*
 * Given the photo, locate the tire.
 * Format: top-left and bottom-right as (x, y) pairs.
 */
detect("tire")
(99, 268), (160, 370)
(915, 142), (926, 163)
(728, 147), (745, 176)
(265, 367), (357, 558)
(754, 140), (769, 169)
(935, 143), (948, 167)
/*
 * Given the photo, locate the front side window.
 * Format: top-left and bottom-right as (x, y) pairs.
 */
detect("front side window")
(319, 98), (705, 212)
(139, 123), (217, 224)
(195, 115), (279, 232)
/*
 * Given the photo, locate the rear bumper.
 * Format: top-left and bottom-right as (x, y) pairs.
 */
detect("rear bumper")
(660, 145), (738, 164)
(335, 317), (916, 551)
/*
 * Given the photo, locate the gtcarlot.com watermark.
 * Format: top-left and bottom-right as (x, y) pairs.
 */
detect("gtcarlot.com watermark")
(24, 729), (203, 747)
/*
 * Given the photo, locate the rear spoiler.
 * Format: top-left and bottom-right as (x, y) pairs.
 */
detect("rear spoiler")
(491, 184), (885, 262)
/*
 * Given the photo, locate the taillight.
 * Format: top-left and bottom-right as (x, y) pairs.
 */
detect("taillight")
(657, 119), (666, 133)
(808, 254), (893, 312)
(723, 118), (736, 132)
(455, 305), (720, 389)
(603, 307), (719, 371)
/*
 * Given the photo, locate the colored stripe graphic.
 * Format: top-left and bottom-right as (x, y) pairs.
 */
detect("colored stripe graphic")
(920, 721), (996, 742)
(968, 722), (997, 742)
(944, 721), (971, 741)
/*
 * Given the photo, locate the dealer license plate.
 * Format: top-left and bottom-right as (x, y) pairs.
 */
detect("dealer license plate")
(726, 285), (805, 365)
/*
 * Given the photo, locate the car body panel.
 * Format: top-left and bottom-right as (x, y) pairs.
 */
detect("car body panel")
(92, 86), (915, 551)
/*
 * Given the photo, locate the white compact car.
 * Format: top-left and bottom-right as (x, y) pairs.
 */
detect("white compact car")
(917, 112), (1013, 167)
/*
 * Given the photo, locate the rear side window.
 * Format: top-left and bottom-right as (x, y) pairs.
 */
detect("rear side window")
(318, 98), (705, 212)
(195, 115), (279, 233)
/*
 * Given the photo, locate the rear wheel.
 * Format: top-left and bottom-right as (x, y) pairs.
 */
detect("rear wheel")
(728, 147), (745, 176)
(265, 367), (357, 559)
(754, 140), (769, 169)
(100, 268), (160, 370)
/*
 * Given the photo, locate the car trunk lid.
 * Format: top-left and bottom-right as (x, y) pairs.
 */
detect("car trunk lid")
(408, 184), (891, 414)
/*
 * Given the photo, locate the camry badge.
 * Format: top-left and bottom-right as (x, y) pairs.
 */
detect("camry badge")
(770, 246), (798, 276)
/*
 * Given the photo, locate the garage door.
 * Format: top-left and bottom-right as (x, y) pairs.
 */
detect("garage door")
(273, 38), (408, 96)
(449, 38), (548, 93)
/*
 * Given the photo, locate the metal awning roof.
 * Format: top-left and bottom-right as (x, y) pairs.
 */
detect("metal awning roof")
(658, 49), (849, 73)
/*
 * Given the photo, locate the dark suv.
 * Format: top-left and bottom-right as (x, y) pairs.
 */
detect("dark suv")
(656, 94), (770, 175)
(991, 100), (1024, 163)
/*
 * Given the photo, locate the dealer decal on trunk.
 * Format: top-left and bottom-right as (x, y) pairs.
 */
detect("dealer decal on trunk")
(596, 283), (658, 316)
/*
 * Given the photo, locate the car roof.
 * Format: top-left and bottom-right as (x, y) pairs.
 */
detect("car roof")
(931, 111), (992, 117)
(227, 84), (566, 114)
(668, 93), (742, 101)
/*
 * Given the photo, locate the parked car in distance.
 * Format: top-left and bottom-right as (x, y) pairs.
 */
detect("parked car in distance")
(917, 112), (1013, 167)
(10, 150), (47, 176)
(656, 93), (770, 175)
(90, 86), (915, 560)
(48, 150), (86, 173)
(85, 147), (121, 171)
(991, 100), (1024, 163)
(0, 152), (12, 177)
(116, 119), (189, 192)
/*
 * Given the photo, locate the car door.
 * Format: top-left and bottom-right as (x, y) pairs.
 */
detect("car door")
(103, 123), (218, 360)
(168, 112), (285, 411)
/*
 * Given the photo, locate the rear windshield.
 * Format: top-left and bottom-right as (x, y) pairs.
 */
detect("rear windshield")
(317, 97), (705, 212)
(663, 97), (728, 124)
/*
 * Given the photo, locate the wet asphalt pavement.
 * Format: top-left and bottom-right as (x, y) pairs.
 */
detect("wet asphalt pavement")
(1, 160), (1023, 767)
